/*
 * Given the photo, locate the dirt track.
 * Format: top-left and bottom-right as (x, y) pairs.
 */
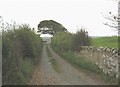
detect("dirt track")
(29, 46), (110, 85)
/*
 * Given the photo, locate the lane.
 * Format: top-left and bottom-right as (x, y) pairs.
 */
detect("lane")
(30, 46), (70, 85)
(48, 46), (108, 85)
(38, 46), (69, 85)
(30, 45), (108, 85)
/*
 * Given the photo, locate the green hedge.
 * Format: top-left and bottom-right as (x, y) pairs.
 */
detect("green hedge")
(51, 30), (91, 52)
(2, 25), (43, 85)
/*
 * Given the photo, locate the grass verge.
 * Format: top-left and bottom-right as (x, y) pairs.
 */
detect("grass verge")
(46, 45), (61, 73)
(51, 46), (118, 85)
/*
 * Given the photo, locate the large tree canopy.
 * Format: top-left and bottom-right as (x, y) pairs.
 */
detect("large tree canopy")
(37, 20), (67, 35)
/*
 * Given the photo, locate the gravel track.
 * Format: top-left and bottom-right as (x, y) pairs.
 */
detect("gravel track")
(30, 46), (110, 85)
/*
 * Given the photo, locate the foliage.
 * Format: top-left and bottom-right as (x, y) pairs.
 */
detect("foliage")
(91, 36), (119, 49)
(72, 29), (91, 51)
(37, 20), (67, 35)
(51, 29), (118, 84)
(51, 32), (73, 51)
(2, 24), (43, 85)
(51, 29), (91, 51)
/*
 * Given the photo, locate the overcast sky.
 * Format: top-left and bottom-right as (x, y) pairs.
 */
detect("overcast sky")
(0, 0), (118, 36)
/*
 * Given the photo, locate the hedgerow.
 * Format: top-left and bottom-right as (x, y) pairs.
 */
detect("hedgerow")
(2, 24), (42, 85)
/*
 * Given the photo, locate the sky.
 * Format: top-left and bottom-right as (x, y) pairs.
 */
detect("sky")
(0, 0), (118, 36)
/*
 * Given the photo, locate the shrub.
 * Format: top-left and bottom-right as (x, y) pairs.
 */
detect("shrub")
(2, 24), (42, 85)
(51, 32), (73, 51)
(51, 29), (91, 52)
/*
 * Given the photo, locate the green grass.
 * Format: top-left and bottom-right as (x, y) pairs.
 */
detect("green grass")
(46, 45), (53, 57)
(91, 36), (119, 49)
(46, 45), (61, 73)
(17, 58), (34, 84)
(50, 58), (61, 73)
(51, 46), (118, 85)
(52, 47), (103, 74)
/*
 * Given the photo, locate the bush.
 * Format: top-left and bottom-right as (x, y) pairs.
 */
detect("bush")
(2, 24), (43, 85)
(51, 32), (73, 51)
(51, 29), (91, 52)
(72, 29), (91, 51)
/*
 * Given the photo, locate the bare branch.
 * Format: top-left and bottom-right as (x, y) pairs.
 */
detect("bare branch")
(102, 12), (119, 31)
(102, 12), (119, 22)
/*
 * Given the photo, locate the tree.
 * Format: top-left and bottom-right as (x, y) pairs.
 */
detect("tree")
(102, 0), (120, 32)
(37, 20), (67, 35)
(72, 29), (91, 51)
(102, 12), (119, 30)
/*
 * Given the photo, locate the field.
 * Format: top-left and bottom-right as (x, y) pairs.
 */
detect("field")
(91, 36), (119, 49)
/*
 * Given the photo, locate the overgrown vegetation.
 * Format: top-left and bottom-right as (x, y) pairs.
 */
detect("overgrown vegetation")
(51, 30), (102, 73)
(51, 29), (92, 72)
(2, 24), (43, 85)
(46, 45), (61, 73)
(51, 29), (91, 52)
(51, 29), (118, 84)
(46, 45), (52, 57)
(52, 47), (117, 84)
(53, 47), (103, 73)
(91, 36), (119, 49)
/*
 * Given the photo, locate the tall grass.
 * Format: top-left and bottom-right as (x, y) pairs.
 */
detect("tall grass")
(51, 46), (118, 84)
(46, 45), (61, 73)
(46, 45), (52, 57)
(52, 46), (103, 74)
(2, 25), (43, 85)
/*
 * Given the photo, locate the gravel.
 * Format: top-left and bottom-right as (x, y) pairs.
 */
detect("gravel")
(29, 46), (110, 85)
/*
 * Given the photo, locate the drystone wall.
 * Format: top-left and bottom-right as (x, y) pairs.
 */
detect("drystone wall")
(78, 46), (120, 79)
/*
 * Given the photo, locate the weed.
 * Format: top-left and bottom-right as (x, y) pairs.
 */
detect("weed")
(52, 46), (118, 84)
(46, 45), (61, 73)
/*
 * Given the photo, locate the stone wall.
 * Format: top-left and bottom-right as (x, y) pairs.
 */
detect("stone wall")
(78, 46), (119, 79)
